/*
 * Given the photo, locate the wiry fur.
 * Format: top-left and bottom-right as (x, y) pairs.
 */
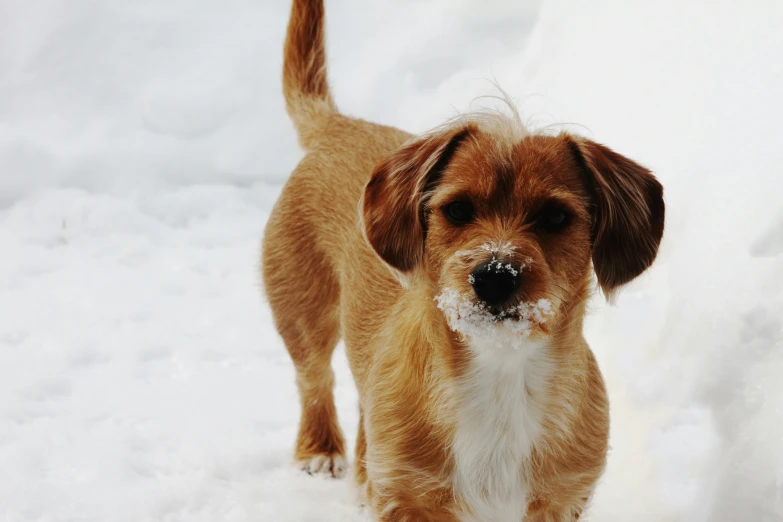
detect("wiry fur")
(451, 338), (553, 521)
(282, 0), (335, 149)
(262, 1), (665, 520)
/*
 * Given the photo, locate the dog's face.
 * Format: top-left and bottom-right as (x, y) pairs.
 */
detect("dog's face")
(362, 118), (664, 346)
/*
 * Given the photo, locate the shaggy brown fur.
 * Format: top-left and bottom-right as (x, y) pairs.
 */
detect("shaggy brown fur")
(262, 1), (665, 520)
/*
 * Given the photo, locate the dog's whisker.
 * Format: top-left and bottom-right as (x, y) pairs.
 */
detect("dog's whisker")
(544, 291), (568, 305)
(552, 283), (578, 300)
(547, 295), (592, 337)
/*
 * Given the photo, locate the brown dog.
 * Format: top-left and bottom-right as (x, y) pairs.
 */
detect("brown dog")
(262, 1), (665, 520)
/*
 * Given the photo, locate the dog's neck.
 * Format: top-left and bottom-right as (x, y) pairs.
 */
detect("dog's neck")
(450, 336), (553, 522)
(390, 283), (576, 521)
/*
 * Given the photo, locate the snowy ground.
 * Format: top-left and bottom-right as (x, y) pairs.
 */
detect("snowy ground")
(1, 0), (782, 521)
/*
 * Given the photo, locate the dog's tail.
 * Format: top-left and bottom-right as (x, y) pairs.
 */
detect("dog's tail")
(283, 0), (337, 150)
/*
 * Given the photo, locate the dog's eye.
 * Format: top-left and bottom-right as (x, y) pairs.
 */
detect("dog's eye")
(444, 201), (474, 225)
(535, 206), (570, 232)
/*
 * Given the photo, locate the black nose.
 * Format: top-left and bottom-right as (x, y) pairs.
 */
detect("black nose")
(470, 261), (518, 307)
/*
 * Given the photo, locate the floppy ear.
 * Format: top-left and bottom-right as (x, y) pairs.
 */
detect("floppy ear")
(361, 125), (474, 276)
(566, 136), (665, 295)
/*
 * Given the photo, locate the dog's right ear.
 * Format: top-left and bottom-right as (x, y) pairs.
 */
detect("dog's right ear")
(361, 125), (474, 278)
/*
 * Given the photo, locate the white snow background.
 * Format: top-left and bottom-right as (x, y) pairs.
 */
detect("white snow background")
(1, 0), (782, 521)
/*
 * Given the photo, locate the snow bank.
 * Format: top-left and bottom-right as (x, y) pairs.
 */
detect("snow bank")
(506, 2), (783, 520)
(1, 0), (781, 521)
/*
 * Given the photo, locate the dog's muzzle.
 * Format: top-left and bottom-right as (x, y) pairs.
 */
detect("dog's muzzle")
(470, 260), (519, 308)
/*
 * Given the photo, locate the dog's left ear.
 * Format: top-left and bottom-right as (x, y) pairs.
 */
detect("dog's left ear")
(565, 136), (665, 296)
(362, 125), (474, 277)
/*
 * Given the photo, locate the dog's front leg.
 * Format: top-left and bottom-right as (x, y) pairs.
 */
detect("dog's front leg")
(363, 467), (458, 522)
(363, 420), (458, 521)
(376, 506), (458, 522)
(524, 504), (584, 522)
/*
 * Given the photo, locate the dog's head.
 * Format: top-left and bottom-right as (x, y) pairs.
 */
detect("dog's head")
(361, 115), (664, 347)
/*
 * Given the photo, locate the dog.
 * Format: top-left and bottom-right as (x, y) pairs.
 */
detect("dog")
(261, 1), (665, 520)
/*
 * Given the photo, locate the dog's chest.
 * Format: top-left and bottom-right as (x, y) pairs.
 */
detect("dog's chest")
(451, 340), (552, 522)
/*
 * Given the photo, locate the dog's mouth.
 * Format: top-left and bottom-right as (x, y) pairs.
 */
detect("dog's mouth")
(490, 309), (522, 321)
(487, 300), (554, 324)
(434, 288), (555, 347)
(486, 302), (532, 318)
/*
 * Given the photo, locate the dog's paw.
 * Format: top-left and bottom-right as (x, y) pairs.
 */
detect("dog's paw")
(298, 454), (347, 478)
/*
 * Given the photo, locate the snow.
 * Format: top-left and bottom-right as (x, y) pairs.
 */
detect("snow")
(435, 287), (553, 348)
(1, 0), (781, 521)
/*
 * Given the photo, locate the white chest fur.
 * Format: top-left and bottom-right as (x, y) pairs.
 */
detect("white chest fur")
(451, 339), (552, 522)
